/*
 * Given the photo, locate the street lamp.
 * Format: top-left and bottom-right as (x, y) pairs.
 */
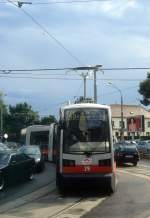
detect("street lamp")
(107, 82), (124, 141)
(0, 92), (6, 142)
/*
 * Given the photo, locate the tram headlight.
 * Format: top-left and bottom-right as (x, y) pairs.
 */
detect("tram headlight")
(63, 159), (75, 167)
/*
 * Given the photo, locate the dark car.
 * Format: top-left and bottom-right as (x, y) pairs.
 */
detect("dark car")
(114, 143), (140, 166)
(19, 146), (45, 172)
(0, 151), (35, 191)
(0, 143), (10, 151)
(136, 141), (148, 157)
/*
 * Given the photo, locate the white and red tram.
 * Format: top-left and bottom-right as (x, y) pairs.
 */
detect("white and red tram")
(56, 102), (116, 192)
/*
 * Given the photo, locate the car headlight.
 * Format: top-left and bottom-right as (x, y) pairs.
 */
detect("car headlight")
(35, 158), (41, 163)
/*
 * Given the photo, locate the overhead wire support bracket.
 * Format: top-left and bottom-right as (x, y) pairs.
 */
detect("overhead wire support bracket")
(17, 1), (32, 8)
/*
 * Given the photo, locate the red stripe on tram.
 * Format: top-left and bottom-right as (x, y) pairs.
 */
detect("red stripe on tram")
(63, 165), (113, 174)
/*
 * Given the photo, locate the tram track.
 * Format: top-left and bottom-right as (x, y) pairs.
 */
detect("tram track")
(48, 195), (106, 218)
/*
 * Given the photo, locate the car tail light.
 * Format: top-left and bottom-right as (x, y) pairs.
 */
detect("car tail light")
(116, 152), (123, 157)
(119, 153), (123, 156)
(63, 159), (75, 167)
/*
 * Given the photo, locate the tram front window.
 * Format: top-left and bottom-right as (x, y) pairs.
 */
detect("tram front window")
(63, 108), (110, 153)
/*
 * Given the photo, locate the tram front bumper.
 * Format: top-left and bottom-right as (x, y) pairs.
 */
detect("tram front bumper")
(60, 173), (114, 185)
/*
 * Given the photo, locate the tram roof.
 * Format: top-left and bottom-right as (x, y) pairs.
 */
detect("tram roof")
(61, 103), (110, 110)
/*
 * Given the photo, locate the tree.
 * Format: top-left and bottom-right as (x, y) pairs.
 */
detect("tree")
(139, 73), (150, 106)
(40, 115), (57, 125)
(6, 102), (40, 142)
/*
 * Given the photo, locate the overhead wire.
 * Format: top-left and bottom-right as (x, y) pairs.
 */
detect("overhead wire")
(0, 66), (150, 73)
(0, 0), (111, 4)
(6, 0), (84, 66)
(0, 75), (144, 81)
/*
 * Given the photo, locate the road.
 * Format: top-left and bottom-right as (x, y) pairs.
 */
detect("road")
(0, 159), (149, 218)
(82, 160), (150, 218)
(0, 163), (55, 206)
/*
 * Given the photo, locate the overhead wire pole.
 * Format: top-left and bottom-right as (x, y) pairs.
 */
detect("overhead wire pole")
(83, 74), (86, 99)
(107, 82), (124, 141)
(93, 65), (102, 103)
(94, 68), (97, 103)
(72, 65), (102, 102)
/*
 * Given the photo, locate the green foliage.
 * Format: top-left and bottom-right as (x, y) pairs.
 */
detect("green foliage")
(0, 98), (57, 142)
(139, 73), (150, 106)
(40, 115), (57, 125)
(5, 103), (40, 142)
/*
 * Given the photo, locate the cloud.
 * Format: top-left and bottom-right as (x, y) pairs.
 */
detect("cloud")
(0, 0), (150, 116)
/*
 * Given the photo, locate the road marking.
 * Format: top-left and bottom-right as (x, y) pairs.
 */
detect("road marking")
(117, 169), (150, 180)
(138, 164), (150, 168)
(0, 181), (56, 214)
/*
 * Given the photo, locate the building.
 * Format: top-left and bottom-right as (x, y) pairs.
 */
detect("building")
(110, 104), (150, 139)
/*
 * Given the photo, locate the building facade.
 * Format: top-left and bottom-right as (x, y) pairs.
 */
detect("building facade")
(110, 104), (150, 139)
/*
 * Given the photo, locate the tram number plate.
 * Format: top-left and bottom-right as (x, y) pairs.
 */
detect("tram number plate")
(82, 158), (92, 165)
(84, 166), (91, 172)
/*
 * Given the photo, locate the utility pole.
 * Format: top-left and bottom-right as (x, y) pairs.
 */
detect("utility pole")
(0, 92), (6, 142)
(120, 94), (124, 141)
(94, 69), (97, 103)
(83, 75), (87, 99)
(72, 65), (102, 102)
(107, 82), (124, 141)
(0, 93), (3, 142)
(0, 106), (3, 142)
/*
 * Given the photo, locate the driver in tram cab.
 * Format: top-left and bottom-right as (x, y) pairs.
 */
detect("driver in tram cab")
(78, 111), (88, 141)
(68, 111), (88, 143)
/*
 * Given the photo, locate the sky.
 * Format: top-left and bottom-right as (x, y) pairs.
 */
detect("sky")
(0, 0), (150, 117)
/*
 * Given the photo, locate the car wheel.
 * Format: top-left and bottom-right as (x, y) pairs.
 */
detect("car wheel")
(133, 161), (137, 166)
(27, 171), (34, 180)
(0, 175), (5, 191)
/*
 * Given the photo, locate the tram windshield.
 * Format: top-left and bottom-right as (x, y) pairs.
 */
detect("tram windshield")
(63, 108), (111, 153)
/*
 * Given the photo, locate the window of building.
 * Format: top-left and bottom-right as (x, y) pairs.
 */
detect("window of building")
(146, 132), (150, 136)
(119, 121), (125, 128)
(147, 122), (150, 128)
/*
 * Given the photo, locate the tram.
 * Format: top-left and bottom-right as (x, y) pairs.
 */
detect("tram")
(56, 101), (116, 192)
(20, 124), (57, 161)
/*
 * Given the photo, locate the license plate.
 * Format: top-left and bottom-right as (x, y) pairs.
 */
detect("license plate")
(125, 155), (133, 158)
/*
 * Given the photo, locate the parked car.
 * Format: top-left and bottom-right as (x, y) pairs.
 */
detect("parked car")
(4, 141), (19, 149)
(0, 143), (10, 151)
(136, 141), (149, 157)
(0, 151), (35, 191)
(18, 145), (45, 172)
(114, 143), (140, 166)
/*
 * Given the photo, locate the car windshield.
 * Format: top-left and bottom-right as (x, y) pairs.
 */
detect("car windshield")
(21, 147), (40, 155)
(63, 108), (110, 153)
(120, 145), (137, 152)
(0, 153), (10, 164)
(0, 143), (9, 150)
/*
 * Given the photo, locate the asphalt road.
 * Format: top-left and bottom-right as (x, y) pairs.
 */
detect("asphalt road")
(0, 162), (55, 206)
(0, 159), (150, 218)
(82, 160), (150, 218)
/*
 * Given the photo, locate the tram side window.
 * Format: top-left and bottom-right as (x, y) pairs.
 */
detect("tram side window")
(30, 131), (49, 149)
